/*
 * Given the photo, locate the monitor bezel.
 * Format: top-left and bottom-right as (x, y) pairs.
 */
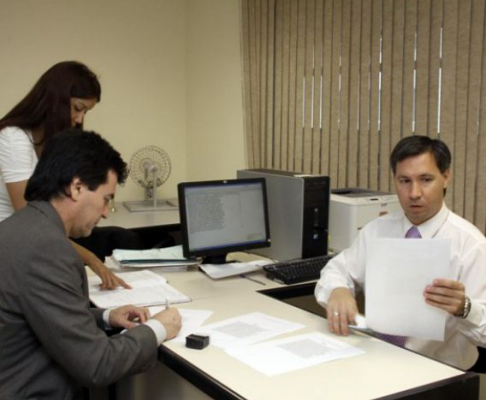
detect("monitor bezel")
(178, 178), (271, 262)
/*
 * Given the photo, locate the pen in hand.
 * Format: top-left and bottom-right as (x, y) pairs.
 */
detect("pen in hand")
(165, 298), (170, 309)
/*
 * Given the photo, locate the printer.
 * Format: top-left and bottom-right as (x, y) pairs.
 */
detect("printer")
(329, 188), (401, 252)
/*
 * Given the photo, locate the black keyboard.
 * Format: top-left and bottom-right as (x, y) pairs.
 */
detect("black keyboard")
(263, 255), (334, 285)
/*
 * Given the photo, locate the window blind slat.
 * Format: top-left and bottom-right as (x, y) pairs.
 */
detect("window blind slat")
(347, 0), (362, 188)
(358, 0), (372, 189)
(440, 0), (459, 210)
(302, 0), (316, 174)
(475, 3), (486, 231)
(320, 0), (334, 177)
(312, 0), (325, 175)
(452, 0), (473, 216)
(379, 0), (395, 192)
(402, 0), (417, 137)
(368, 0), (383, 191)
(465, 0), (485, 223)
(273, 0), (284, 169)
(286, 0), (299, 171)
(337, 0), (351, 188)
(415, 0), (432, 135)
(329, 0), (342, 187)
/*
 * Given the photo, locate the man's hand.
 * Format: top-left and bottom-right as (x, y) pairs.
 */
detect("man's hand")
(326, 288), (358, 336)
(109, 305), (151, 329)
(91, 261), (131, 290)
(152, 308), (182, 340)
(424, 279), (466, 316)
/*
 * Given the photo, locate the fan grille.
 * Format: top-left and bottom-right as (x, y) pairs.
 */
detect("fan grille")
(129, 145), (171, 189)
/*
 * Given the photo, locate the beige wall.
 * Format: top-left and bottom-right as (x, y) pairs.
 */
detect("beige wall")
(0, 0), (245, 201)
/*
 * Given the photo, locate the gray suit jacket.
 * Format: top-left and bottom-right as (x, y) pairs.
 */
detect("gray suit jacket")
(0, 201), (158, 400)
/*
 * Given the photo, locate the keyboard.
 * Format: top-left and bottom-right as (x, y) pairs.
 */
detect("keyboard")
(263, 254), (334, 285)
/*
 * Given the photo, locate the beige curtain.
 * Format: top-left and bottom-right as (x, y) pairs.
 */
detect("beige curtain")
(241, 0), (486, 233)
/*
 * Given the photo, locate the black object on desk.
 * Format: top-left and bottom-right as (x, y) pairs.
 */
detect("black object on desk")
(263, 254), (334, 284)
(186, 334), (210, 350)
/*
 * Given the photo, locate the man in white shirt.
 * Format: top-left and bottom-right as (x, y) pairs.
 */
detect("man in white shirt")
(315, 135), (486, 370)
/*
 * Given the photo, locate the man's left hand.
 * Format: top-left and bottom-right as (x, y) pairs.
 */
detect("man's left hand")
(109, 305), (151, 329)
(424, 279), (465, 316)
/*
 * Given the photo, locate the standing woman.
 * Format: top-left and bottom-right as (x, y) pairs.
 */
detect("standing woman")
(0, 61), (132, 289)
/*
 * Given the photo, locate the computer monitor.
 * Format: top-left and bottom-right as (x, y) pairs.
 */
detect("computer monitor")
(178, 178), (271, 264)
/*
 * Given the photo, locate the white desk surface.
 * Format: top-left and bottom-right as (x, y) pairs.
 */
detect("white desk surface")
(98, 201), (180, 229)
(106, 261), (474, 400)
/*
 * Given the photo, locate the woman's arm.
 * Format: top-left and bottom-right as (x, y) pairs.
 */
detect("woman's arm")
(70, 240), (131, 290)
(6, 181), (28, 210)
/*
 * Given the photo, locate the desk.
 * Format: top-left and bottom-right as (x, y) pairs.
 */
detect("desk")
(112, 264), (478, 400)
(96, 207), (478, 399)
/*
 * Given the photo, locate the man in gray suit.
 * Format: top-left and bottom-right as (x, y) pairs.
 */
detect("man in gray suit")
(0, 129), (182, 400)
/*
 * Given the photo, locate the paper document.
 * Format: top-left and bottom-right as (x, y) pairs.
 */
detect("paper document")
(88, 270), (191, 308)
(197, 312), (304, 349)
(365, 238), (451, 341)
(226, 332), (365, 376)
(148, 306), (213, 342)
(200, 259), (273, 279)
(111, 245), (200, 268)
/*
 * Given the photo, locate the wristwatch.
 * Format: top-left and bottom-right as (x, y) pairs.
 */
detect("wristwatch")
(460, 296), (471, 319)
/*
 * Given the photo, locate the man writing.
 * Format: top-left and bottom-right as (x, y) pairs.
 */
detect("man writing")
(315, 135), (486, 370)
(0, 129), (182, 399)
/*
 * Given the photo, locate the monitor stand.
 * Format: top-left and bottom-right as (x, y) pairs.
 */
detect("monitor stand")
(202, 254), (229, 265)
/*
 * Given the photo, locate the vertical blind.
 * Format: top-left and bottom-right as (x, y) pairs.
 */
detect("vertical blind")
(241, 0), (486, 233)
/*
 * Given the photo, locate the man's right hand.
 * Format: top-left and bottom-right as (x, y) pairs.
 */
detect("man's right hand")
(326, 288), (358, 336)
(152, 308), (182, 340)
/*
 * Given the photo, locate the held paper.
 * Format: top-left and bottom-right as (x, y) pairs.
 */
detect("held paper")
(365, 238), (451, 341)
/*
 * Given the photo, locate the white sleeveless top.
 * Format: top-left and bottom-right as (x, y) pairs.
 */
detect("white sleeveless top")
(0, 127), (38, 221)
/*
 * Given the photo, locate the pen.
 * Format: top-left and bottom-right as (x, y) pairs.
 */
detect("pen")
(240, 273), (266, 286)
(165, 298), (170, 309)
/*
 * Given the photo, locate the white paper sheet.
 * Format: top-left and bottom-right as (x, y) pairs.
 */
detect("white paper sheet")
(148, 306), (213, 342)
(197, 312), (305, 349)
(226, 332), (365, 376)
(199, 260), (273, 279)
(365, 238), (451, 341)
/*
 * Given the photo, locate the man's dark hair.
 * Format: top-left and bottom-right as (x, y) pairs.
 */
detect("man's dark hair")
(25, 129), (127, 202)
(390, 135), (451, 175)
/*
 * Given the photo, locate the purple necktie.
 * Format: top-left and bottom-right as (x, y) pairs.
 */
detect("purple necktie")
(405, 225), (422, 239)
(375, 226), (421, 347)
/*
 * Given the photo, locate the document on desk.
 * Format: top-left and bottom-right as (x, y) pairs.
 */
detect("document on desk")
(88, 270), (191, 308)
(111, 245), (200, 268)
(148, 306), (213, 343)
(365, 238), (451, 341)
(197, 312), (305, 349)
(199, 260), (273, 279)
(226, 332), (365, 376)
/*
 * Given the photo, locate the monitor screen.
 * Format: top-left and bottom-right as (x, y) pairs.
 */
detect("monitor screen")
(178, 178), (271, 264)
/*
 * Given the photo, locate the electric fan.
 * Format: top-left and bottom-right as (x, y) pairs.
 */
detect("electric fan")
(123, 145), (175, 212)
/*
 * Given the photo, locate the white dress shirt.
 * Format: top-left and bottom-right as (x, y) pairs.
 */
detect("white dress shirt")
(315, 204), (486, 370)
(102, 309), (167, 344)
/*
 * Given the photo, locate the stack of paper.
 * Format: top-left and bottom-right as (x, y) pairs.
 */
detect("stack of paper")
(111, 245), (200, 269)
(88, 269), (191, 308)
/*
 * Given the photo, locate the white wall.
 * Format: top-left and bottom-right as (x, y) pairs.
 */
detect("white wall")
(0, 0), (245, 201)
(186, 0), (246, 181)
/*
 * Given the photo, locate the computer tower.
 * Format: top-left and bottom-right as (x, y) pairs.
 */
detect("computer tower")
(237, 169), (330, 261)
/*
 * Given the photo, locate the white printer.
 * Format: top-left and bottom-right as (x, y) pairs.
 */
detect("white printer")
(329, 188), (401, 252)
